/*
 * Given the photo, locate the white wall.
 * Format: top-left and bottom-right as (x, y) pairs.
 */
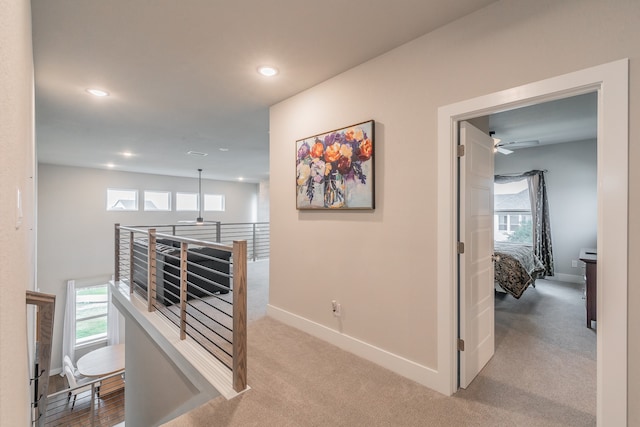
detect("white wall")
(257, 181), (270, 222)
(37, 164), (258, 371)
(0, 0), (35, 424)
(269, 0), (640, 422)
(495, 139), (597, 279)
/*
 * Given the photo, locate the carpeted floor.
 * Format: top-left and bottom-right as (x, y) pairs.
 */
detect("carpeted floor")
(165, 273), (596, 427)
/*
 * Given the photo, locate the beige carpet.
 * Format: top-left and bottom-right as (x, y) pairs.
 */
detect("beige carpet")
(165, 277), (596, 427)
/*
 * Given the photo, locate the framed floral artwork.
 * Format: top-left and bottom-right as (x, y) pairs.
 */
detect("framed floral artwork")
(296, 120), (375, 210)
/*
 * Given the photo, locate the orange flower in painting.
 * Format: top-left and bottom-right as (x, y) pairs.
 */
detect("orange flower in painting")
(324, 142), (342, 163)
(358, 138), (373, 161)
(311, 141), (324, 158)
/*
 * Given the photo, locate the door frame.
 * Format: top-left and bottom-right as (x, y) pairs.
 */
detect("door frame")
(436, 59), (628, 425)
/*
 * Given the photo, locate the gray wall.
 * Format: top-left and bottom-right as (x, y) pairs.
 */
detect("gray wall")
(269, 0), (640, 422)
(124, 317), (200, 427)
(495, 139), (597, 279)
(37, 164), (259, 371)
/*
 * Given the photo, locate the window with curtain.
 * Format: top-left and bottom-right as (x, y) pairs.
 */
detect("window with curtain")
(75, 284), (108, 345)
(494, 178), (533, 244)
(495, 170), (554, 276)
(63, 280), (121, 365)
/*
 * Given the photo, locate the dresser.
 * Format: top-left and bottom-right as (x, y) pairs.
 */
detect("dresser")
(579, 248), (597, 329)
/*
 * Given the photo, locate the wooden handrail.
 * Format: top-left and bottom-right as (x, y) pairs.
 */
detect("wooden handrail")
(114, 223), (120, 282)
(232, 240), (247, 392)
(147, 228), (157, 312)
(114, 223), (251, 393)
(26, 290), (56, 427)
(179, 242), (188, 340)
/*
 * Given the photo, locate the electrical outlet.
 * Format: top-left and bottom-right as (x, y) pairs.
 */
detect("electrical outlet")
(571, 259), (578, 268)
(331, 300), (341, 317)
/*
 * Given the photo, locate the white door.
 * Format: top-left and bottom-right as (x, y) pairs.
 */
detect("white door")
(458, 121), (495, 389)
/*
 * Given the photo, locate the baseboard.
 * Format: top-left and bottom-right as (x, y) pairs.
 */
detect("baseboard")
(50, 367), (63, 376)
(266, 304), (446, 395)
(547, 273), (584, 284)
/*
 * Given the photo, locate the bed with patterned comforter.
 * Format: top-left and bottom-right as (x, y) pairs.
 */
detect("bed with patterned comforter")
(494, 242), (545, 299)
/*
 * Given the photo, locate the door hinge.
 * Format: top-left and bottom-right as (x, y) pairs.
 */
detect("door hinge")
(457, 145), (465, 157)
(458, 338), (465, 351)
(457, 241), (465, 254)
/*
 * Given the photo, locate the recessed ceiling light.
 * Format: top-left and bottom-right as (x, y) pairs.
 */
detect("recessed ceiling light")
(121, 151), (133, 157)
(257, 66), (278, 77)
(187, 150), (208, 156)
(86, 88), (109, 97)
(238, 177), (244, 181)
(219, 148), (229, 152)
(106, 163), (115, 168)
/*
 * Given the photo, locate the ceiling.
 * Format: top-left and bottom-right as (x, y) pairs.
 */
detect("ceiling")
(488, 92), (597, 152)
(34, 1), (595, 184)
(32, 0), (499, 183)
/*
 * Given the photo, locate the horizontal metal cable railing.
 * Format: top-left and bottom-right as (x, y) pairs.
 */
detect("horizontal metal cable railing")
(44, 371), (124, 427)
(114, 223), (248, 392)
(118, 222), (270, 262)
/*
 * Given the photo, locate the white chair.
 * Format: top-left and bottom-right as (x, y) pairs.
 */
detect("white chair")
(64, 355), (101, 399)
(63, 355), (83, 378)
(63, 365), (93, 410)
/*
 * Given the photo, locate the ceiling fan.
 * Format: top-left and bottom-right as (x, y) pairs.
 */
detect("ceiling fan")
(490, 132), (539, 155)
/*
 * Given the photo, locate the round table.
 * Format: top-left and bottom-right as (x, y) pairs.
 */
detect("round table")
(77, 343), (125, 377)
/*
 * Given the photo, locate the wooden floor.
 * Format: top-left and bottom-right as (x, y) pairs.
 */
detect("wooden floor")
(45, 374), (124, 427)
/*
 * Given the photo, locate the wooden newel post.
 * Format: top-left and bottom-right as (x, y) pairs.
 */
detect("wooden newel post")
(232, 240), (247, 392)
(180, 242), (188, 340)
(129, 231), (135, 295)
(114, 224), (120, 282)
(147, 229), (157, 312)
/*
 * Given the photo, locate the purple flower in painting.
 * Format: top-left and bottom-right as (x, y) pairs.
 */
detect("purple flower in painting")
(324, 132), (338, 146)
(297, 142), (310, 160)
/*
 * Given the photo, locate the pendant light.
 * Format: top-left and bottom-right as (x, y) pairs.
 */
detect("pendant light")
(196, 168), (204, 224)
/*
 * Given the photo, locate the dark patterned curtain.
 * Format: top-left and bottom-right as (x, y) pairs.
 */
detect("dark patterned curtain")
(494, 170), (554, 276)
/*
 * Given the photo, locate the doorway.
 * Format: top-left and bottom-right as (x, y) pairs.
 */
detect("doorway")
(436, 59), (628, 424)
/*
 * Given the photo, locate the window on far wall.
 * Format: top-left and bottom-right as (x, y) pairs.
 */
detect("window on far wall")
(75, 284), (108, 346)
(176, 192), (198, 211)
(494, 179), (533, 244)
(144, 190), (171, 211)
(107, 188), (138, 211)
(204, 194), (225, 211)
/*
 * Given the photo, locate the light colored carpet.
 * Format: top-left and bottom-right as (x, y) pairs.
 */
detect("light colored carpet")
(165, 273), (596, 427)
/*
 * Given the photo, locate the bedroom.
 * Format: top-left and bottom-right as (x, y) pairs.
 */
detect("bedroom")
(462, 92), (598, 410)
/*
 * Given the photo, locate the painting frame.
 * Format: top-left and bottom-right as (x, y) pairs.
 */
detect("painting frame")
(296, 120), (375, 210)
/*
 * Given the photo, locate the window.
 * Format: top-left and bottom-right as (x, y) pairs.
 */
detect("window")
(176, 192), (198, 211)
(204, 194), (225, 211)
(494, 179), (532, 243)
(144, 190), (171, 211)
(107, 188), (138, 211)
(75, 284), (108, 345)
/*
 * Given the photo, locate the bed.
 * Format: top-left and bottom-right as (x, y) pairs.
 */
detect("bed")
(494, 242), (545, 298)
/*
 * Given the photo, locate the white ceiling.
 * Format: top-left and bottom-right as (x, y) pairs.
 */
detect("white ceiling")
(32, 0), (500, 182)
(489, 92), (597, 150)
(32, 1), (596, 183)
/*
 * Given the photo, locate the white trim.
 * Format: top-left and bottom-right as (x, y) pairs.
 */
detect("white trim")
(266, 305), (446, 394)
(110, 281), (242, 400)
(437, 59), (628, 426)
(549, 273), (584, 284)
